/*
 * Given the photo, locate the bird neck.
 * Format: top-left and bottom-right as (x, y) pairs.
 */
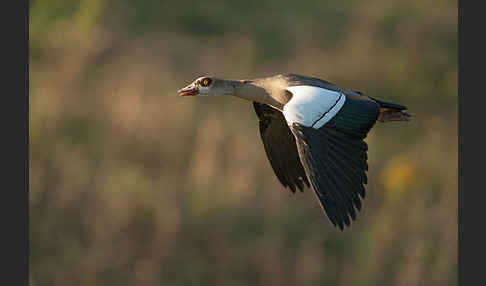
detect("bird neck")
(231, 80), (284, 110)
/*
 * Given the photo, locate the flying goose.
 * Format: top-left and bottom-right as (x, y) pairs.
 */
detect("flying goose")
(178, 74), (410, 230)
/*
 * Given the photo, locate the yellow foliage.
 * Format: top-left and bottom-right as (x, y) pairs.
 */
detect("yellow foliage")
(380, 155), (417, 202)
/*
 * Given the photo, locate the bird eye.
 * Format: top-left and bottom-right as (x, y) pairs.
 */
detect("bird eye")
(200, 78), (211, 87)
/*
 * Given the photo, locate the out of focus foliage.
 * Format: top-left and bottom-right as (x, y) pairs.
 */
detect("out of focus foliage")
(30, 1), (457, 285)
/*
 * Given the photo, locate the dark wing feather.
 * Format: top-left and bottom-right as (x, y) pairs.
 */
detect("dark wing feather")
(289, 97), (380, 230)
(253, 102), (310, 193)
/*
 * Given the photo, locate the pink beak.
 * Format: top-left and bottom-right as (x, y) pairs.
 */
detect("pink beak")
(177, 84), (199, 96)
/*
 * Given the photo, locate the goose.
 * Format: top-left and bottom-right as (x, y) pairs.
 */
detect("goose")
(178, 73), (411, 230)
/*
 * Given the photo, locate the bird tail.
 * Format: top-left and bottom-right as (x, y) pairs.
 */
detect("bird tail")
(371, 98), (412, 123)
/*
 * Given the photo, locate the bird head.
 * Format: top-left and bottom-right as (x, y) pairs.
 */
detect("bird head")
(178, 76), (241, 97)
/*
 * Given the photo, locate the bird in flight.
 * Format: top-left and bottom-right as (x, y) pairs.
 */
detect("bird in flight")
(178, 74), (410, 230)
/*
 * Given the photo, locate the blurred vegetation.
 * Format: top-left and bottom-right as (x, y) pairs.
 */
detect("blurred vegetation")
(29, 0), (457, 285)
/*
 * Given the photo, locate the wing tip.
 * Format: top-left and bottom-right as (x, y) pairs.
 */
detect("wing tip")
(291, 122), (370, 230)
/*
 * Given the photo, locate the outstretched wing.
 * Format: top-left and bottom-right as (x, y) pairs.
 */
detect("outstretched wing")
(284, 85), (380, 230)
(253, 102), (310, 193)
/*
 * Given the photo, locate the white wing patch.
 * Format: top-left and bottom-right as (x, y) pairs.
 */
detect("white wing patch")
(283, 85), (346, 129)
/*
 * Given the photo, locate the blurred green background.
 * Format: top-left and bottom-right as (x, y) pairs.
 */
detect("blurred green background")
(29, 0), (457, 285)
